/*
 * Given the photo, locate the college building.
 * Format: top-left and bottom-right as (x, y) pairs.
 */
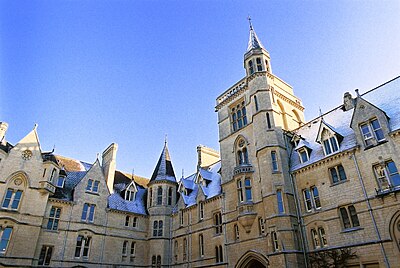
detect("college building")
(0, 23), (399, 268)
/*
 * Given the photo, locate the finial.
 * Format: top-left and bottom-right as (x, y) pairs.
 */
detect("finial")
(319, 107), (324, 119)
(132, 168), (135, 180)
(247, 15), (253, 30)
(34, 123), (38, 130)
(355, 88), (360, 97)
(164, 134), (168, 145)
(181, 168), (184, 179)
(51, 144), (55, 153)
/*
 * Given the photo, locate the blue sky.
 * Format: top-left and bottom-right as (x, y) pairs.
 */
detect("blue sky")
(1, 0), (399, 178)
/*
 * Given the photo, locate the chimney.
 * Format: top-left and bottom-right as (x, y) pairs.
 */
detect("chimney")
(102, 143), (118, 193)
(343, 92), (354, 111)
(0, 122), (8, 145)
(197, 145), (220, 169)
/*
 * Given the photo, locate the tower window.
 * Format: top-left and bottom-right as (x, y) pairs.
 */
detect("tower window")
(231, 102), (248, 132)
(199, 202), (204, 221)
(153, 220), (163, 237)
(214, 212), (223, 234)
(271, 231), (279, 251)
(266, 112), (271, 129)
(254, 95), (259, 111)
(157, 187), (162, 205)
(0, 227), (12, 254)
(167, 187), (173, 205)
(256, 57), (262, 71)
(248, 60), (254, 74)
(271, 151), (278, 172)
(277, 190), (284, 214)
(199, 234), (204, 257)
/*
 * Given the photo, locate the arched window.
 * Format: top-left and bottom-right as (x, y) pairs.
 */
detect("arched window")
(152, 255), (156, 267)
(157, 187), (162, 205)
(156, 255), (161, 268)
(248, 60), (254, 74)
(236, 138), (249, 166)
(277, 100), (288, 130)
(256, 57), (262, 71)
(265, 59), (270, 72)
(199, 234), (204, 257)
(231, 101), (247, 132)
(167, 187), (173, 206)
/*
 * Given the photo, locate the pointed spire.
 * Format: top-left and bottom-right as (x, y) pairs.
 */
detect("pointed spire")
(247, 17), (265, 52)
(150, 142), (177, 182)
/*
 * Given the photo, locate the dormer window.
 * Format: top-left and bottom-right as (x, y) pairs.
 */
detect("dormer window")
(360, 118), (385, 147)
(256, 57), (262, 71)
(125, 189), (135, 201)
(231, 101), (248, 132)
(248, 60), (254, 74)
(298, 148), (309, 163)
(320, 129), (339, 155)
(56, 177), (65, 188)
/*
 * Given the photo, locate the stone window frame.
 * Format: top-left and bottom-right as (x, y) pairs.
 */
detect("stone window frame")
(373, 160), (400, 191)
(298, 148), (309, 163)
(310, 226), (328, 249)
(215, 245), (223, 263)
(234, 223), (240, 241)
(214, 212), (223, 235)
(329, 164), (348, 185)
(199, 234), (204, 258)
(258, 217), (265, 236)
(339, 205), (360, 230)
(302, 186), (321, 212)
(74, 235), (91, 259)
(81, 203), (95, 223)
(2, 188), (23, 211)
(230, 100), (248, 132)
(157, 186), (163, 205)
(271, 151), (279, 172)
(237, 177), (253, 204)
(38, 245), (53, 266)
(321, 129), (340, 156)
(47, 206), (61, 231)
(0, 226), (13, 255)
(85, 179), (100, 194)
(199, 202), (204, 221)
(359, 118), (385, 147)
(276, 189), (284, 214)
(271, 230), (279, 252)
(153, 220), (163, 237)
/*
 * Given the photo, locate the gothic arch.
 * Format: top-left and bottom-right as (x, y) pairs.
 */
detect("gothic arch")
(277, 100), (288, 130)
(232, 135), (250, 152)
(388, 210), (400, 251)
(235, 250), (269, 268)
(292, 109), (302, 127)
(5, 171), (29, 188)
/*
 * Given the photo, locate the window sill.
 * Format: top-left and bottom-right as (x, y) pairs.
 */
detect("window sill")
(341, 226), (363, 233)
(376, 186), (400, 197)
(364, 140), (388, 150)
(44, 229), (59, 233)
(272, 171), (281, 174)
(330, 180), (348, 187)
(85, 191), (99, 196)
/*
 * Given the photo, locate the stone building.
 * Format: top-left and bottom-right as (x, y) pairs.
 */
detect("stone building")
(0, 23), (399, 268)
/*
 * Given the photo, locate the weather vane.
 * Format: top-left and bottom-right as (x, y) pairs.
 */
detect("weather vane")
(247, 15), (253, 30)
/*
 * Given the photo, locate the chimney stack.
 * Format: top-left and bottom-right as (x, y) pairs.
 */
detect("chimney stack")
(0, 122), (8, 145)
(343, 92), (354, 111)
(197, 145), (220, 169)
(102, 143), (118, 193)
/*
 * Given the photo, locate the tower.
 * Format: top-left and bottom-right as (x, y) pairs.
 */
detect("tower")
(215, 21), (306, 267)
(147, 141), (178, 267)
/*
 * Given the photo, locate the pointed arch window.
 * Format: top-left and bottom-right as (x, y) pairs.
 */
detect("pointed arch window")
(256, 57), (263, 71)
(236, 138), (249, 166)
(167, 187), (173, 205)
(248, 60), (254, 74)
(254, 95), (259, 111)
(199, 234), (204, 257)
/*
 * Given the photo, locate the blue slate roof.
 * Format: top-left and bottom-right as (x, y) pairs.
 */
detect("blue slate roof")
(290, 76), (400, 172)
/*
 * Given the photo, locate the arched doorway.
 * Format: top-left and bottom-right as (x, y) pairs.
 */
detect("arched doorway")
(235, 250), (269, 268)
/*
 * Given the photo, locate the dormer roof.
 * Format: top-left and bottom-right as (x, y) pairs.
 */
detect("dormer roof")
(316, 119), (343, 144)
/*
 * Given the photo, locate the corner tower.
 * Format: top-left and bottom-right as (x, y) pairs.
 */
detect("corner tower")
(147, 141), (177, 267)
(215, 21), (306, 267)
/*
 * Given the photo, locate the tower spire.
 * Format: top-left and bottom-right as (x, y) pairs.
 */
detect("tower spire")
(246, 18), (265, 52)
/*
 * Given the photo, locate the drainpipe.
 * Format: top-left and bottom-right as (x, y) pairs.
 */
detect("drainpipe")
(61, 203), (74, 267)
(351, 152), (390, 268)
(284, 133), (309, 268)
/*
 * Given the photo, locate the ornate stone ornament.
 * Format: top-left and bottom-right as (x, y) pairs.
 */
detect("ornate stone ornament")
(14, 178), (22, 186)
(21, 150), (32, 160)
(238, 139), (245, 148)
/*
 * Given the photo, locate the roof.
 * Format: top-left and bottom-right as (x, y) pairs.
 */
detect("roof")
(150, 143), (177, 183)
(247, 24), (265, 52)
(114, 170), (149, 188)
(290, 76), (400, 172)
(108, 184), (147, 215)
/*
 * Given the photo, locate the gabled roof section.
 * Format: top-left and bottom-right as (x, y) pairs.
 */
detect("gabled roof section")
(150, 142), (176, 183)
(294, 139), (312, 151)
(247, 23), (265, 52)
(316, 119), (343, 144)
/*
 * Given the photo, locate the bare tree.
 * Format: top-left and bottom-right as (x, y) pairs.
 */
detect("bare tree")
(308, 247), (357, 268)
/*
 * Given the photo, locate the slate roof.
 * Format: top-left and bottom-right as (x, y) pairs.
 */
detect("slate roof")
(108, 185), (147, 215)
(247, 24), (265, 52)
(290, 76), (400, 172)
(179, 161), (222, 207)
(150, 143), (177, 183)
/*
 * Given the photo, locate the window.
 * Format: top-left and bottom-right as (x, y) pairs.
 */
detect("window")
(153, 220), (163, 237)
(236, 140), (249, 166)
(130, 242), (136, 260)
(214, 212), (222, 234)
(303, 186), (321, 212)
(74, 235), (91, 259)
(266, 112), (271, 129)
(56, 177), (65, 188)
(374, 160), (400, 190)
(125, 189), (135, 201)
(0, 227), (12, 254)
(2, 188), (23, 210)
(256, 57), (262, 71)
(157, 255), (161, 268)
(157, 187), (162, 205)
(234, 224), (239, 240)
(180, 210), (184, 226)
(339, 205), (360, 229)
(38, 245), (53, 266)
(47, 207), (61, 230)
(323, 136), (339, 155)
(149, 188), (153, 206)
(86, 179), (99, 193)
(311, 227), (328, 249)
(329, 164), (347, 184)
(50, 168), (56, 182)
(360, 118), (385, 146)
(248, 60), (254, 74)
(43, 168), (47, 178)
(231, 102), (248, 132)
(152, 255), (161, 268)
(215, 245), (223, 263)
(168, 187), (173, 205)
(271, 151), (278, 172)
(199, 234), (204, 257)
(277, 190), (284, 214)
(183, 238), (187, 261)
(254, 95), (259, 111)
(122, 240), (128, 256)
(174, 240), (178, 262)
(199, 202), (204, 221)
(298, 148), (309, 163)
(237, 178), (252, 203)
(125, 216), (130, 227)
(132, 217), (137, 228)
(265, 60), (270, 72)
(258, 217), (265, 235)
(81, 203), (95, 223)
(271, 231), (279, 251)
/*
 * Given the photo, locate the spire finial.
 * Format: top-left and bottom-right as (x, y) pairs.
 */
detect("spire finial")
(319, 107), (324, 119)
(247, 15), (253, 30)
(132, 168), (135, 180)
(181, 168), (184, 179)
(164, 134), (168, 145)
